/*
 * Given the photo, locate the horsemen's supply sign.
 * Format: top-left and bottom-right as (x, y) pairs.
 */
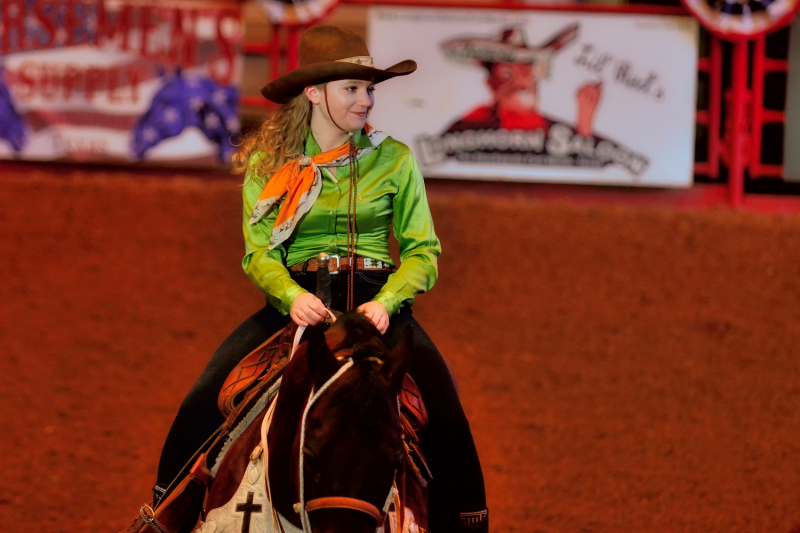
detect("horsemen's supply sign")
(368, 7), (699, 187)
(0, 1), (241, 165)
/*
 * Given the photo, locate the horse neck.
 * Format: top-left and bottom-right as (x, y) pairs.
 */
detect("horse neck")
(266, 352), (313, 525)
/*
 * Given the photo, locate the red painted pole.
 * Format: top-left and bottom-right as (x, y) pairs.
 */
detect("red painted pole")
(728, 40), (749, 208)
(270, 23), (282, 82)
(707, 35), (722, 180)
(288, 25), (302, 71)
(750, 35), (765, 177)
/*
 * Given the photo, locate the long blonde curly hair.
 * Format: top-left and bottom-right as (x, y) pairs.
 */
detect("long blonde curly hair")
(232, 93), (312, 184)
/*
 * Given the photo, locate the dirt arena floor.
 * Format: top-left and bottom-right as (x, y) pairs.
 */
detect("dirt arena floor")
(1, 169), (799, 533)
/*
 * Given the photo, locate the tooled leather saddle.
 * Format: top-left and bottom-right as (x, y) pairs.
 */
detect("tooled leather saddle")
(218, 320), (431, 475)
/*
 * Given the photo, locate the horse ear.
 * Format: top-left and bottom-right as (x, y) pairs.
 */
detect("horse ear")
(381, 324), (416, 393)
(306, 325), (340, 390)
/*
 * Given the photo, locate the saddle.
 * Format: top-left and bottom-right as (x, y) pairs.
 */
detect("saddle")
(218, 322), (431, 476)
(217, 324), (297, 418)
(128, 321), (431, 533)
(219, 324), (429, 432)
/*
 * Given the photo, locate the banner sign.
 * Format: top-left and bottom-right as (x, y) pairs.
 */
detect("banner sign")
(784, 20), (800, 182)
(257, 0), (342, 26)
(0, 1), (241, 165)
(368, 7), (699, 186)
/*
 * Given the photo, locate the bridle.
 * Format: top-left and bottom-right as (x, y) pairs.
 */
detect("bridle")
(296, 359), (399, 533)
(264, 320), (401, 533)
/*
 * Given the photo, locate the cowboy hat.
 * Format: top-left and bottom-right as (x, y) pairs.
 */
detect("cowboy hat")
(261, 26), (417, 104)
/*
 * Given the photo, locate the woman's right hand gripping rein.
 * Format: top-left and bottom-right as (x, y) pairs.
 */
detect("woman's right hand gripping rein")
(290, 293), (329, 327)
(290, 292), (390, 334)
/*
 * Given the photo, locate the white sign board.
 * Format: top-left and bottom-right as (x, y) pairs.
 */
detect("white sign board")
(367, 7), (699, 187)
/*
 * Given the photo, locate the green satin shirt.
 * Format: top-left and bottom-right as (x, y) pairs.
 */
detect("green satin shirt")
(242, 128), (441, 316)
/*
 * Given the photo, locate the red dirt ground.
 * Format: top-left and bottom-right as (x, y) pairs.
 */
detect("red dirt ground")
(1, 169), (799, 533)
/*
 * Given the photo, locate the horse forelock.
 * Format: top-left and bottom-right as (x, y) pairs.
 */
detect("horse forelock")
(328, 311), (390, 363)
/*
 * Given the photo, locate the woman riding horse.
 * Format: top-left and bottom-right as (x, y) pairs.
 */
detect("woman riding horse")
(129, 25), (488, 533)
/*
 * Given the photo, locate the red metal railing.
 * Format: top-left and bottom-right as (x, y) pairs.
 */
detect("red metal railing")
(750, 35), (788, 179)
(241, 23), (307, 107)
(694, 35), (722, 180)
(694, 34), (791, 207)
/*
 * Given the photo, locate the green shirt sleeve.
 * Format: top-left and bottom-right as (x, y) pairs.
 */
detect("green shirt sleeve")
(373, 154), (442, 315)
(241, 166), (308, 316)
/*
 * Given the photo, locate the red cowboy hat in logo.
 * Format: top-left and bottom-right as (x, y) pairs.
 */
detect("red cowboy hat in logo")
(442, 24), (579, 75)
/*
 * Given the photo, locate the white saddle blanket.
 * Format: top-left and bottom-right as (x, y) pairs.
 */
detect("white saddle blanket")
(195, 442), (301, 533)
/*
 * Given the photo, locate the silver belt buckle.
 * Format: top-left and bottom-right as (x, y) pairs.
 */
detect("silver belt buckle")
(327, 254), (340, 274)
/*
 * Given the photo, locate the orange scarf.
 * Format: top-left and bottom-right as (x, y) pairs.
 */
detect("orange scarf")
(249, 125), (386, 249)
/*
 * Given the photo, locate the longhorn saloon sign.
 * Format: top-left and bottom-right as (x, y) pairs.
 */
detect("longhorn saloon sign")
(0, 1), (241, 165)
(367, 7), (699, 187)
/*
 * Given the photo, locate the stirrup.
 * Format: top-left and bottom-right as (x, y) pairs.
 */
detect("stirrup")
(152, 483), (168, 508)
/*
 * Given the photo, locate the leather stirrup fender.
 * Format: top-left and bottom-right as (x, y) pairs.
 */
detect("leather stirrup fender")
(137, 455), (211, 533)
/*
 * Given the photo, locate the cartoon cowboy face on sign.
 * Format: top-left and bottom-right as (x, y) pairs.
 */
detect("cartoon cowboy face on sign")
(442, 24), (601, 137)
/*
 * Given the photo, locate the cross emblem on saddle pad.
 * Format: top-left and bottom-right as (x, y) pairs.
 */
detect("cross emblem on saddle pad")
(235, 491), (263, 533)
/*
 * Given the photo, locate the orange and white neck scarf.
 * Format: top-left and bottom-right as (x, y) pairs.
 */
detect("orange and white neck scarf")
(248, 125), (387, 250)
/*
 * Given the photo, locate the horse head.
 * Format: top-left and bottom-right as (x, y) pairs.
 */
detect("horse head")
(280, 312), (416, 533)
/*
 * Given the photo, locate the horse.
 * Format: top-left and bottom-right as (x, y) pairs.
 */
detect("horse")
(134, 311), (430, 533)
(130, 69), (238, 163)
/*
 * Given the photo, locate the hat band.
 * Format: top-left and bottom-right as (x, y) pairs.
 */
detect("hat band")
(336, 56), (374, 67)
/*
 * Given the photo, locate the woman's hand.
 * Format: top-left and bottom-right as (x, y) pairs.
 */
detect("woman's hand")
(358, 301), (389, 334)
(290, 293), (328, 327)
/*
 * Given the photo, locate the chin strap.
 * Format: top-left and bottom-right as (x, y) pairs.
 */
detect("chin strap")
(323, 83), (349, 134)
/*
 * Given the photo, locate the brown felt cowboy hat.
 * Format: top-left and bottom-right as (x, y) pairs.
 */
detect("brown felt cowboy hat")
(261, 26), (417, 104)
